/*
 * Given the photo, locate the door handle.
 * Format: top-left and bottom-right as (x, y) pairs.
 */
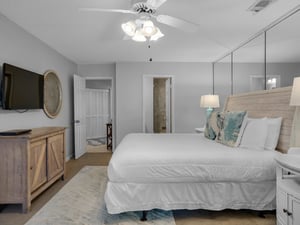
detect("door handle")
(74, 120), (80, 123)
(283, 208), (292, 216)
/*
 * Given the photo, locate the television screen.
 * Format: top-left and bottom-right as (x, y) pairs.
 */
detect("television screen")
(2, 63), (44, 110)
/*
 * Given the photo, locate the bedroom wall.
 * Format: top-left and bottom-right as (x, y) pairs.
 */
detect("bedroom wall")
(115, 62), (212, 145)
(77, 64), (116, 78)
(0, 13), (77, 160)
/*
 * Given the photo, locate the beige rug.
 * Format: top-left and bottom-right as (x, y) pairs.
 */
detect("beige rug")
(25, 166), (175, 225)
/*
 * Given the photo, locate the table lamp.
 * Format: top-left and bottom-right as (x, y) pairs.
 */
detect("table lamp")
(200, 94), (220, 119)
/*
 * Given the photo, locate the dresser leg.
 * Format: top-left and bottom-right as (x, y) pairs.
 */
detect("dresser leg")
(22, 201), (30, 213)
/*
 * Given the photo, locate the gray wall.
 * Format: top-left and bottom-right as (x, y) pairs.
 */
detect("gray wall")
(115, 62), (212, 144)
(77, 64), (115, 78)
(0, 13), (77, 159)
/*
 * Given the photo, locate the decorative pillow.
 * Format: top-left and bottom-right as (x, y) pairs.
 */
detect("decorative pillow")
(235, 113), (248, 147)
(239, 118), (268, 150)
(217, 111), (247, 147)
(265, 117), (282, 150)
(204, 111), (224, 140)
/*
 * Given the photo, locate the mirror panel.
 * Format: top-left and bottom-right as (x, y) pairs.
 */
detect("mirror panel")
(233, 34), (265, 94)
(214, 54), (231, 110)
(266, 10), (300, 88)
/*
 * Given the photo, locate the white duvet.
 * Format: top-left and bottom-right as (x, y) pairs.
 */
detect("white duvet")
(108, 133), (277, 183)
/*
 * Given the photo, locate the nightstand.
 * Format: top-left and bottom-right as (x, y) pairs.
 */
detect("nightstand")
(275, 153), (300, 225)
(195, 127), (205, 133)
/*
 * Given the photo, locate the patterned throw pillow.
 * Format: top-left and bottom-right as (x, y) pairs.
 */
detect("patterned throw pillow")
(204, 111), (224, 140)
(217, 111), (247, 147)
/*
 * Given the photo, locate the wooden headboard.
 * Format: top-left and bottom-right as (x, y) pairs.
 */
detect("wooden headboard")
(224, 86), (295, 153)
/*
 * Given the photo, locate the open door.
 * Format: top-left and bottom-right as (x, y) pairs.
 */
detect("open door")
(73, 74), (86, 159)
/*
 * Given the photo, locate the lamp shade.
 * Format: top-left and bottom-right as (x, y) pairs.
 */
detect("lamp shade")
(200, 95), (220, 108)
(290, 77), (300, 106)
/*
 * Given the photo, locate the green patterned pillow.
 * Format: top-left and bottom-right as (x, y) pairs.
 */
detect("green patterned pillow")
(217, 111), (247, 147)
(204, 111), (224, 140)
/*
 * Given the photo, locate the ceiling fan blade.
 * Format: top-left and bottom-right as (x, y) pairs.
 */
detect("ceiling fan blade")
(79, 8), (137, 15)
(156, 15), (199, 33)
(147, 0), (168, 8)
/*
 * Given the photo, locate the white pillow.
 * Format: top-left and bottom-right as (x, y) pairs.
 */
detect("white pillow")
(265, 117), (282, 151)
(239, 118), (268, 150)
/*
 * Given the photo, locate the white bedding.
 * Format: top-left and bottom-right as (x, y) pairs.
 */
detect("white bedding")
(105, 180), (276, 214)
(108, 133), (277, 183)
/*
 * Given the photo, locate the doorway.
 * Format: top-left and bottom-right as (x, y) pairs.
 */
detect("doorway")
(143, 75), (174, 133)
(73, 75), (113, 159)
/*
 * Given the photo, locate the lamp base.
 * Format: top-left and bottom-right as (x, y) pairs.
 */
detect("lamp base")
(206, 107), (214, 119)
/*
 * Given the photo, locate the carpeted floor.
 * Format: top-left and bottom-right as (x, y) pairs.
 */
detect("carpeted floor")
(24, 166), (175, 225)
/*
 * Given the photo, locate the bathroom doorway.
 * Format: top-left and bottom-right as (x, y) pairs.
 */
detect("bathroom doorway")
(143, 75), (174, 133)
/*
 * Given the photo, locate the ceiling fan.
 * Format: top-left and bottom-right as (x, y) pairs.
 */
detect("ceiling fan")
(80, 0), (199, 41)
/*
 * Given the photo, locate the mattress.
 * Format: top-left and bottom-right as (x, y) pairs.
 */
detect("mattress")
(108, 133), (277, 183)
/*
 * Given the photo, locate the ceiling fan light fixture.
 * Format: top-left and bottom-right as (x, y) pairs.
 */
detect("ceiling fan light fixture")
(150, 27), (164, 41)
(132, 29), (147, 42)
(121, 17), (165, 42)
(121, 21), (136, 36)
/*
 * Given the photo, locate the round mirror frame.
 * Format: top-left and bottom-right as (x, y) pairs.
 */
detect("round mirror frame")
(43, 70), (62, 118)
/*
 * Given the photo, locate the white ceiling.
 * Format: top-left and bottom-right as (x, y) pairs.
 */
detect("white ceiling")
(0, 0), (299, 64)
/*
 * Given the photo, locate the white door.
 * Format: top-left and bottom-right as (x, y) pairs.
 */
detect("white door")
(73, 74), (86, 159)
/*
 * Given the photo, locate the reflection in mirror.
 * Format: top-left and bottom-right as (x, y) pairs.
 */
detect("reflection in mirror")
(214, 54), (231, 110)
(233, 34), (265, 94)
(266, 10), (300, 87)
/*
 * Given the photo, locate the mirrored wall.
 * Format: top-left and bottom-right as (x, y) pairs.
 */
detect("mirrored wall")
(214, 54), (231, 109)
(213, 8), (300, 108)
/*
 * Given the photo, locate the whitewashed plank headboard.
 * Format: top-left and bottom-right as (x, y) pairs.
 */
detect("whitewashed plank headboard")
(224, 86), (295, 153)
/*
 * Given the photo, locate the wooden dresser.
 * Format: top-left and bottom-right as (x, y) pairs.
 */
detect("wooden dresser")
(0, 127), (66, 212)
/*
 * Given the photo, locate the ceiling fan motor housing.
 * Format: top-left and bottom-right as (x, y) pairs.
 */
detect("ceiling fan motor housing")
(131, 0), (156, 14)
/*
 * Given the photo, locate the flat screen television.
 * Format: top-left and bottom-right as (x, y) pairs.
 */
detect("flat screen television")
(1, 63), (44, 110)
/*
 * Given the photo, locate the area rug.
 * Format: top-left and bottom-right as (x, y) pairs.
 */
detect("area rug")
(25, 166), (175, 225)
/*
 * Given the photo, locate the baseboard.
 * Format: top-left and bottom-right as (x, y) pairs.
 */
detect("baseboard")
(66, 154), (73, 162)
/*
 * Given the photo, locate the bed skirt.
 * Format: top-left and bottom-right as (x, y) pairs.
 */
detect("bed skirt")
(104, 180), (276, 214)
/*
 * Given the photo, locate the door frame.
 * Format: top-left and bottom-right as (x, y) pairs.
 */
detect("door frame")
(142, 74), (175, 133)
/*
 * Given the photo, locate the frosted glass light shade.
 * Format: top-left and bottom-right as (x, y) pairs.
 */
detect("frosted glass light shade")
(290, 77), (300, 106)
(142, 20), (157, 36)
(121, 21), (136, 37)
(132, 29), (147, 42)
(150, 28), (164, 41)
(200, 95), (220, 108)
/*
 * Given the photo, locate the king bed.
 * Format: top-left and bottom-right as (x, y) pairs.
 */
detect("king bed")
(105, 87), (296, 216)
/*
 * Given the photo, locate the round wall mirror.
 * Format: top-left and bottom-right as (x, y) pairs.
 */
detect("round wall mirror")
(43, 70), (62, 118)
